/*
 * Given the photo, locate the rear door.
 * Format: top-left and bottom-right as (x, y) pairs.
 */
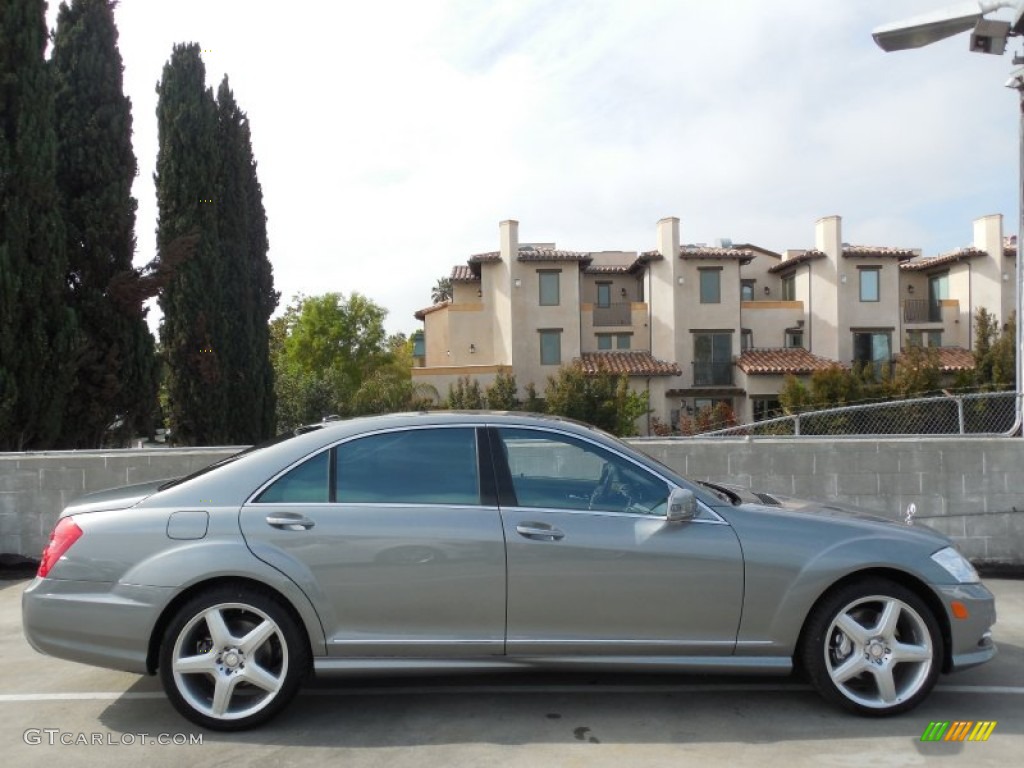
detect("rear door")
(491, 426), (744, 656)
(240, 425), (506, 656)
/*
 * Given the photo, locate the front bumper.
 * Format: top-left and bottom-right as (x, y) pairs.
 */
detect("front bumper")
(934, 583), (997, 672)
(22, 577), (173, 675)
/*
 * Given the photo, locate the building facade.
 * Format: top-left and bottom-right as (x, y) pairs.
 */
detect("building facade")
(413, 215), (1016, 433)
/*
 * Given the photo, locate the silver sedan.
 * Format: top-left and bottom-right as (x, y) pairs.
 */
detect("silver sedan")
(22, 412), (996, 730)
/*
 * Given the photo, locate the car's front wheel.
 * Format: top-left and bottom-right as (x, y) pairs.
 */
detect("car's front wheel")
(158, 585), (308, 730)
(800, 578), (942, 716)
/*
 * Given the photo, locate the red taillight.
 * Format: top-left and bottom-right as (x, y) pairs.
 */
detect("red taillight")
(38, 518), (83, 578)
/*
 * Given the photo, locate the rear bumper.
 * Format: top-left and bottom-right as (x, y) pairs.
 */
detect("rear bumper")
(934, 583), (997, 672)
(22, 577), (172, 675)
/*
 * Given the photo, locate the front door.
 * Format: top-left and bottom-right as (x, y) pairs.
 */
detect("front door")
(491, 426), (744, 656)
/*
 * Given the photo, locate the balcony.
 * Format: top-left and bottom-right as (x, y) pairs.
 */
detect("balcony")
(903, 298), (942, 324)
(693, 361), (733, 387)
(592, 302), (633, 327)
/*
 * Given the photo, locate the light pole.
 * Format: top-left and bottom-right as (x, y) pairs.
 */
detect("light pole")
(874, 1), (1024, 433)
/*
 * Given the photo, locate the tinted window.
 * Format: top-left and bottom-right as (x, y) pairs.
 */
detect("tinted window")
(539, 271), (560, 306)
(699, 269), (721, 304)
(336, 428), (480, 505)
(256, 450), (329, 503)
(497, 428), (668, 515)
(540, 330), (561, 365)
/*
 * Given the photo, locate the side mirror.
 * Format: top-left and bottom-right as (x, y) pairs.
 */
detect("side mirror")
(666, 488), (697, 522)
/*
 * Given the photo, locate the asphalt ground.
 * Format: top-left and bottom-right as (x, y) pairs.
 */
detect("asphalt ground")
(1, 575), (1021, 768)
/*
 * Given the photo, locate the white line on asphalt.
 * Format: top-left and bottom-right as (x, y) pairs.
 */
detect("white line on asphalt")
(1, 683), (1022, 703)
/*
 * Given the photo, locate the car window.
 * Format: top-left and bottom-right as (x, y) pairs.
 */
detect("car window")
(497, 428), (669, 515)
(254, 449), (329, 503)
(336, 428), (480, 505)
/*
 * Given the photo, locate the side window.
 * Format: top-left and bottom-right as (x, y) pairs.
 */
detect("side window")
(497, 428), (669, 515)
(336, 428), (480, 505)
(255, 450), (329, 503)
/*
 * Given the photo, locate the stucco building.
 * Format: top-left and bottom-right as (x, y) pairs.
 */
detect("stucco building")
(413, 214), (1016, 433)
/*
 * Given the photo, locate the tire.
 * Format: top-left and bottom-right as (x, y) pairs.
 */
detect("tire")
(799, 578), (942, 716)
(158, 585), (309, 730)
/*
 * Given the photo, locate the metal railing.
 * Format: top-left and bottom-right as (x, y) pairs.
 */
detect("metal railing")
(592, 302), (633, 327)
(690, 391), (1021, 438)
(903, 298), (942, 323)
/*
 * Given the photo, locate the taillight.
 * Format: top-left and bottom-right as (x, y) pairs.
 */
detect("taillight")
(38, 518), (83, 578)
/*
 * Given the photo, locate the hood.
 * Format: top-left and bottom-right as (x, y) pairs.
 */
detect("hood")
(60, 479), (173, 518)
(703, 481), (943, 533)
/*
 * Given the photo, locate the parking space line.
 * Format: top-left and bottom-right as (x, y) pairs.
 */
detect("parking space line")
(0, 683), (1021, 703)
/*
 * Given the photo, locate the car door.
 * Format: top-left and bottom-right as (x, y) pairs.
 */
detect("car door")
(490, 426), (744, 656)
(240, 425), (506, 657)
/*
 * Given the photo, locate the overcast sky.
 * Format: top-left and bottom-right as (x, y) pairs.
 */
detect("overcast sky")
(47, 0), (1020, 335)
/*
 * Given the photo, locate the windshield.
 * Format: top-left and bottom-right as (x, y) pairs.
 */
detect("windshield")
(157, 424), (324, 491)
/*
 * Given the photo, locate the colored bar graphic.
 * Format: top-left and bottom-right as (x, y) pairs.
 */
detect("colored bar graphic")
(920, 720), (996, 742)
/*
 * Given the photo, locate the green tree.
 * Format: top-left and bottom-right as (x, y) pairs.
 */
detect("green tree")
(447, 376), (485, 409)
(155, 43), (224, 445)
(0, 0), (78, 450)
(272, 293), (398, 429)
(544, 363), (647, 436)
(215, 76), (278, 441)
(52, 0), (158, 447)
(431, 277), (452, 304)
(973, 308), (1015, 391)
(523, 382), (544, 413)
(485, 371), (518, 410)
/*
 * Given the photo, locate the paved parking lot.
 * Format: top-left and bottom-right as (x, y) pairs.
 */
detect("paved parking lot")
(1, 575), (1021, 767)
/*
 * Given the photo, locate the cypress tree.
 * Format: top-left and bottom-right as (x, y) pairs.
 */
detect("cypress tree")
(155, 43), (225, 445)
(0, 0), (77, 450)
(215, 77), (278, 442)
(52, 0), (157, 447)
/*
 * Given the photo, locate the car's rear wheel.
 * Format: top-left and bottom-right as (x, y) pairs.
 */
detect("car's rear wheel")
(158, 585), (308, 730)
(800, 578), (942, 716)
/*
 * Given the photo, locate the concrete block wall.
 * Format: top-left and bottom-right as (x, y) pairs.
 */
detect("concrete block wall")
(0, 448), (239, 559)
(1, 438), (1022, 566)
(629, 437), (1024, 565)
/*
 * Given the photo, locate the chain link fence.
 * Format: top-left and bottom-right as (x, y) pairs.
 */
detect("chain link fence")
(695, 391), (1022, 438)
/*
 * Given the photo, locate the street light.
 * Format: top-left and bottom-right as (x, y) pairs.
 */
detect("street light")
(873, 1), (1024, 433)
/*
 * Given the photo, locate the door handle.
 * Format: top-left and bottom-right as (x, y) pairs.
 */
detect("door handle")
(266, 514), (315, 531)
(515, 523), (564, 541)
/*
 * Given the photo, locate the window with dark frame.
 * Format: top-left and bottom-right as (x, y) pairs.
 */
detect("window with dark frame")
(539, 271), (560, 306)
(699, 268), (721, 304)
(596, 282), (611, 308)
(741, 280), (755, 302)
(781, 273), (796, 301)
(540, 329), (562, 365)
(859, 267), (880, 302)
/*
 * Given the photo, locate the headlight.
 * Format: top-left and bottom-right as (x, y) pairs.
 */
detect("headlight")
(931, 546), (979, 584)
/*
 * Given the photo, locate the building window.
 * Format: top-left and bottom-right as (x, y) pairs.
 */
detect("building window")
(598, 333), (631, 350)
(859, 268), (880, 302)
(596, 282), (611, 308)
(699, 268), (721, 304)
(928, 273), (949, 322)
(853, 331), (891, 378)
(907, 330), (942, 348)
(753, 398), (782, 423)
(411, 331), (425, 358)
(539, 329), (561, 365)
(693, 332), (732, 386)
(784, 329), (803, 349)
(741, 329), (753, 351)
(781, 273), (796, 301)
(539, 271), (560, 306)
(741, 280), (755, 302)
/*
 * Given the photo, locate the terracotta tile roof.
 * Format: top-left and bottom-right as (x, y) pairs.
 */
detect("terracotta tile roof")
(737, 348), (842, 375)
(731, 243), (782, 259)
(842, 245), (918, 260)
(450, 264), (479, 283)
(413, 300), (450, 320)
(639, 250), (665, 260)
(679, 245), (755, 262)
(900, 248), (987, 272)
(469, 251), (501, 263)
(577, 351), (681, 377)
(583, 254), (654, 275)
(768, 250), (826, 274)
(517, 247), (591, 262)
(930, 346), (975, 372)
